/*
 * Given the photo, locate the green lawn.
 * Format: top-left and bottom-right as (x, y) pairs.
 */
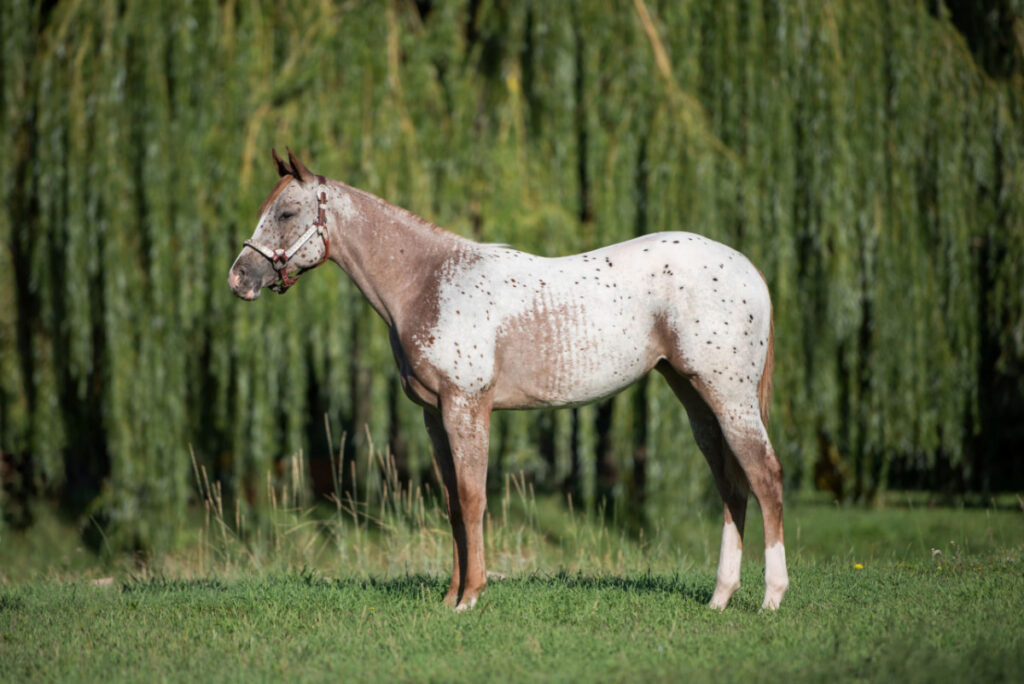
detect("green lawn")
(2, 498), (1022, 682)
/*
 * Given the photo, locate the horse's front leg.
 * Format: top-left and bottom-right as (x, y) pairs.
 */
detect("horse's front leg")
(423, 408), (462, 607)
(423, 394), (492, 611)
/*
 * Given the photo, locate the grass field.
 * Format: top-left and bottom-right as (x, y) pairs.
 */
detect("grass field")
(2, 485), (1022, 682)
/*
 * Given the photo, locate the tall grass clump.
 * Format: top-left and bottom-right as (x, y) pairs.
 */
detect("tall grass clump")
(179, 426), (700, 583)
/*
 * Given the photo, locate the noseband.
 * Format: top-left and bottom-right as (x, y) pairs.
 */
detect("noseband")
(243, 175), (331, 290)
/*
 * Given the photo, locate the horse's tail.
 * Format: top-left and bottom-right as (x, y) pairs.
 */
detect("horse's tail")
(757, 284), (775, 432)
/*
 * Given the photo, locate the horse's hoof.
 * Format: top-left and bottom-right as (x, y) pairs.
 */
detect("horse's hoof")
(760, 589), (786, 611)
(454, 596), (478, 612)
(709, 580), (739, 611)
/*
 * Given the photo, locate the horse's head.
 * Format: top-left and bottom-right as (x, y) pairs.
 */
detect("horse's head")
(228, 148), (331, 299)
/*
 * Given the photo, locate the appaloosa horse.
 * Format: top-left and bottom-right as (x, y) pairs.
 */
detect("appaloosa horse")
(229, 149), (789, 611)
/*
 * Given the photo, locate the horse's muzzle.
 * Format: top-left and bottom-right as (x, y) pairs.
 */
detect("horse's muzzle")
(228, 252), (271, 300)
(228, 271), (259, 300)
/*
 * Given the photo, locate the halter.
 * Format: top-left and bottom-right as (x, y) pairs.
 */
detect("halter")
(243, 175), (331, 290)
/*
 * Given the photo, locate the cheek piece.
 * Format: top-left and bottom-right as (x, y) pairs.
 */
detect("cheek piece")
(242, 175), (330, 292)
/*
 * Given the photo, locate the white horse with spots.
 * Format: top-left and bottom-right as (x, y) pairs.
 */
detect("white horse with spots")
(229, 149), (789, 611)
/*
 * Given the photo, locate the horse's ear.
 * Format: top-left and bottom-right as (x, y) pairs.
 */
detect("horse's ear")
(272, 148), (292, 178)
(286, 147), (315, 184)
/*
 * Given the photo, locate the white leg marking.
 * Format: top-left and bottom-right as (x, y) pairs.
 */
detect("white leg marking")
(709, 521), (742, 610)
(762, 542), (789, 610)
(454, 596), (477, 613)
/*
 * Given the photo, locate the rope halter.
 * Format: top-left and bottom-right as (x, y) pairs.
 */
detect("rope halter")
(243, 175), (331, 291)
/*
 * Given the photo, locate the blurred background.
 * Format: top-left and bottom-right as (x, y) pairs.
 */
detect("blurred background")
(2, 0), (1023, 553)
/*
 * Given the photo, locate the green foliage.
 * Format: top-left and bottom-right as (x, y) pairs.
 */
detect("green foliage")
(2, 1), (1023, 546)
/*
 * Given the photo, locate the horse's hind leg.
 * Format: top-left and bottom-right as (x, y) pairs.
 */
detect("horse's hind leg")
(658, 363), (750, 610)
(703, 386), (788, 610)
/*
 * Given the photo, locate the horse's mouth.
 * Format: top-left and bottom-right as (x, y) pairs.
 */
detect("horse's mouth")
(231, 286), (261, 301)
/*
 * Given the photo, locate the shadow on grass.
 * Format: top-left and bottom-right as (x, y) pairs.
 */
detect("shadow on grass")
(0, 594), (27, 612)
(118, 570), (713, 605)
(120, 576), (231, 594)
(325, 570), (711, 604)
(517, 570), (713, 603)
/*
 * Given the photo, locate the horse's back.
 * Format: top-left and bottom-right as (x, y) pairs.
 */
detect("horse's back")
(480, 232), (771, 408)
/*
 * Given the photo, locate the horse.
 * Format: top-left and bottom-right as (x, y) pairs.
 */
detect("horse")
(229, 149), (789, 612)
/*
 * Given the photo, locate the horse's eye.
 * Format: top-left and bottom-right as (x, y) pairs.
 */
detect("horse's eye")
(278, 211), (296, 221)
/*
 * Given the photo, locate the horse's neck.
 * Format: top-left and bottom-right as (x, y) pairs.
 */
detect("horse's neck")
(325, 182), (472, 328)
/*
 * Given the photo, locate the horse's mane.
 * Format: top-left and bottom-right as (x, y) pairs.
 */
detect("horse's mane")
(258, 174), (490, 250)
(338, 181), (478, 245)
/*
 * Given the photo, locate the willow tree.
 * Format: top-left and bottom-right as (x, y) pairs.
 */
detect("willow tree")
(2, 0), (1022, 548)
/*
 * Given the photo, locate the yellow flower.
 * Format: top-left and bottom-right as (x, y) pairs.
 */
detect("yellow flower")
(854, 563), (863, 570)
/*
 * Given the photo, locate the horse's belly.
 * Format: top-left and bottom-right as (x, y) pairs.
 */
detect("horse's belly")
(492, 301), (659, 409)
